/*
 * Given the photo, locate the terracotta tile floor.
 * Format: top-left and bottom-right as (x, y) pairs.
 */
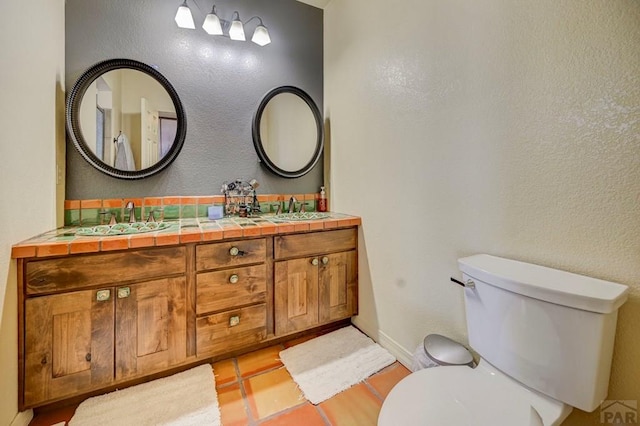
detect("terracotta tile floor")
(30, 339), (411, 426)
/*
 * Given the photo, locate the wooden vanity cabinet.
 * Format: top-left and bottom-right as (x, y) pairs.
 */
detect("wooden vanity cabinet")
(273, 228), (358, 335)
(20, 247), (188, 408)
(114, 276), (187, 381)
(18, 226), (358, 409)
(24, 289), (115, 407)
(194, 238), (269, 358)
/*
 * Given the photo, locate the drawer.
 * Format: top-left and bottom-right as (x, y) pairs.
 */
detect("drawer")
(196, 304), (267, 357)
(274, 228), (357, 260)
(25, 246), (186, 295)
(196, 265), (266, 314)
(196, 238), (266, 271)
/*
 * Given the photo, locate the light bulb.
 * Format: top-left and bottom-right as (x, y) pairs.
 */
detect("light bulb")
(229, 19), (246, 41)
(174, 1), (195, 29)
(202, 12), (223, 35)
(251, 25), (271, 46)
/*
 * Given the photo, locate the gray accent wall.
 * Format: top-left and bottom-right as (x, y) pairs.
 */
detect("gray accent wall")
(65, 0), (323, 199)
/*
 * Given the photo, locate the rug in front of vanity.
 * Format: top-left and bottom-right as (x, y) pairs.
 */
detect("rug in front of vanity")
(279, 325), (396, 404)
(68, 364), (221, 426)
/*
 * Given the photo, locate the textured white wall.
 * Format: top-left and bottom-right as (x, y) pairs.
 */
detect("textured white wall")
(0, 0), (65, 424)
(324, 1), (640, 424)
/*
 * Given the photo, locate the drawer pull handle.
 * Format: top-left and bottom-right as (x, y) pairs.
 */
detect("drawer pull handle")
(96, 289), (111, 302)
(229, 315), (240, 327)
(117, 287), (131, 299)
(229, 247), (245, 256)
(85, 353), (92, 362)
(229, 274), (239, 284)
(322, 256), (329, 265)
(311, 258), (319, 266)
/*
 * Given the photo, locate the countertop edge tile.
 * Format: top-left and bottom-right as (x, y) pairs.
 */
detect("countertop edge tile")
(11, 213), (360, 258)
(69, 240), (100, 254)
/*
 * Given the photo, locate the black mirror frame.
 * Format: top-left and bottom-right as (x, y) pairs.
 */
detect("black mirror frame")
(66, 58), (187, 180)
(252, 86), (324, 179)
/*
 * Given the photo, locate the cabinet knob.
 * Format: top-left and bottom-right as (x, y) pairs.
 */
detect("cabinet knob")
(96, 289), (111, 302)
(322, 256), (329, 265)
(229, 247), (245, 256)
(229, 315), (240, 327)
(85, 353), (92, 362)
(117, 287), (131, 299)
(311, 258), (319, 266)
(229, 274), (239, 284)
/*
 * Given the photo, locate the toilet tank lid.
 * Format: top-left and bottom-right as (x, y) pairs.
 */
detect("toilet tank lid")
(458, 254), (629, 314)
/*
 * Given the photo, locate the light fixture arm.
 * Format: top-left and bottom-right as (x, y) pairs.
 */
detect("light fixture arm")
(244, 16), (264, 26)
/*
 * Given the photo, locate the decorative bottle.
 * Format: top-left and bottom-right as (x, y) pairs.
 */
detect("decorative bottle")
(318, 186), (328, 212)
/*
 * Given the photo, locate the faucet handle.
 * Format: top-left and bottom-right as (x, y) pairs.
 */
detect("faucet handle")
(98, 209), (110, 225)
(288, 196), (298, 213)
(125, 201), (136, 223)
(146, 208), (163, 223)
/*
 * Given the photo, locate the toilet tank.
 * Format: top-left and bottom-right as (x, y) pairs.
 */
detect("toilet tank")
(458, 254), (629, 412)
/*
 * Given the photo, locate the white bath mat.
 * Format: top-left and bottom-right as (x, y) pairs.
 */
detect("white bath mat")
(279, 326), (396, 404)
(69, 364), (221, 426)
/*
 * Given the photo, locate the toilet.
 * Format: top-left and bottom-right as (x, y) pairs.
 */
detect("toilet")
(378, 254), (629, 426)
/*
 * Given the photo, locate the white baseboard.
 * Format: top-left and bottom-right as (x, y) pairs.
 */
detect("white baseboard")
(376, 330), (414, 370)
(10, 410), (33, 426)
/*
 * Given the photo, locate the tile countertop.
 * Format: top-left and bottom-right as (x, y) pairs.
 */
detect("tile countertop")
(11, 213), (362, 259)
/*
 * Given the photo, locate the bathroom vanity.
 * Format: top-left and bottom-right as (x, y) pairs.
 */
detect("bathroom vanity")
(13, 216), (359, 409)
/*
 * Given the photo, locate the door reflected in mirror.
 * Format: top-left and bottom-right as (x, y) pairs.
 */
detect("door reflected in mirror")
(66, 59), (186, 180)
(79, 69), (177, 171)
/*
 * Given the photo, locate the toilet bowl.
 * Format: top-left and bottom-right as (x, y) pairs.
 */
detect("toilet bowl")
(378, 359), (572, 426)
(378, 254), (629, 426)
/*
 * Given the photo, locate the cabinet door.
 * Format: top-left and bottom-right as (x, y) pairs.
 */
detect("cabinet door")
(275, 257), (319, 335)
(24, 289), (114, 407)
(115, 277), (187, 380)
(319, 250), (358, 323)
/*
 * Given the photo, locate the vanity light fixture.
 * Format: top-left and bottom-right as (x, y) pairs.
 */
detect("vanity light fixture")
(228, 12), (246, 41)
(175, 1), (271, 46)
(250, 18), (271, 46)
(202, 5), (223, 35)
(174, 0), (196, 29)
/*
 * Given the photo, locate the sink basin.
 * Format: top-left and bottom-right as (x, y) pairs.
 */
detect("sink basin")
(271, 212), (330, 221)
(75, 222), (173, 236)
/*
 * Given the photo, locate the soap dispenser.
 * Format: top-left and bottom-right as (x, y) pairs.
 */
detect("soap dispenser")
(318, 186), (327, 212)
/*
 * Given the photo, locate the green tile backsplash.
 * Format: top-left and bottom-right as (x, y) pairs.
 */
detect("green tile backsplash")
(64, 194), (321, 226)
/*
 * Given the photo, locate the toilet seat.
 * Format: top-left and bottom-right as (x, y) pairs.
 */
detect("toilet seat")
(378, 359), (572, 426)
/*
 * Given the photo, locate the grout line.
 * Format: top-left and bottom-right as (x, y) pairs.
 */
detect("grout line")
(236, 343), (287, 381)
(315, 404), (333, 426)
(234, 358), (259, 426)
(363, 379), (385, 402)
(239, 363), (285, 381)
(255, 400), (308, 424)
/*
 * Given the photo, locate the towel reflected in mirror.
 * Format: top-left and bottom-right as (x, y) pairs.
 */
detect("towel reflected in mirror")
(114, 133), (136, 171)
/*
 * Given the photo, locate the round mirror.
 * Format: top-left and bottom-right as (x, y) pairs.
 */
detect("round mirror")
(66, 59), (186, 179)
(252, 86), (323, 178)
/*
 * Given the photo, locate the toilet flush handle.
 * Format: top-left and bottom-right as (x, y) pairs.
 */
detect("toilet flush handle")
(450, 277), (475, 289)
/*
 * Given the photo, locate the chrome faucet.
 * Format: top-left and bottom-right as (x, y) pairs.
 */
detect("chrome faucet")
(288, 196), (298, 213)
(125, 201), (136, 223)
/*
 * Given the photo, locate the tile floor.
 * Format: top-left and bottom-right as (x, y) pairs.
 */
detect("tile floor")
(30, 334), (411, 426)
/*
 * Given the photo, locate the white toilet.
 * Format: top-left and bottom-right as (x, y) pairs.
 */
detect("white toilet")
(378, 254), (629, 426)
